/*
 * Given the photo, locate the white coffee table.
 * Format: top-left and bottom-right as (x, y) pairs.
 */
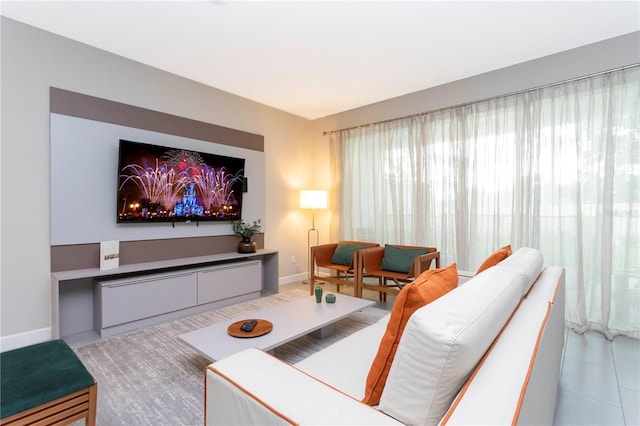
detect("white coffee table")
(177, 293), (375, 361)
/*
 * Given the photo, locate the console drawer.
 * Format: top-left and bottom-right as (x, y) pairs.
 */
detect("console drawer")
(197, 260), (262, 304)
(98, 271), (197, 328)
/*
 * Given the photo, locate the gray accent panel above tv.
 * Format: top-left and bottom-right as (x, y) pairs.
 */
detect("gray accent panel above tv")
(50, 88), (266, 271)
(50, 87), (264, 152)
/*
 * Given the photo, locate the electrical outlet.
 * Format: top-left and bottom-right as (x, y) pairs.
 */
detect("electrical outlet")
(290, 255), (296, 264)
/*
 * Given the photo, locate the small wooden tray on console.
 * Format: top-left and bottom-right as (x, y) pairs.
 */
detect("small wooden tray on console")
(227, 319), (273, 338)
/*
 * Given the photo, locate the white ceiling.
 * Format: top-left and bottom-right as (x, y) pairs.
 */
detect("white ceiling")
(2, 1), (639, 119)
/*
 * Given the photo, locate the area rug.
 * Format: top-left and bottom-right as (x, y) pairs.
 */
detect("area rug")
(72, 287), (388, 425)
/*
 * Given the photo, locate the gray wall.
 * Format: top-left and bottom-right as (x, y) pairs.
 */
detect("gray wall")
(1, 15), (637, 347)
(1, 17), (314, 346)
(313, 32), (640, 135)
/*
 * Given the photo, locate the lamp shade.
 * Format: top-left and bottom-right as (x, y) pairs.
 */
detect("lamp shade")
(299, 190), (328, 209)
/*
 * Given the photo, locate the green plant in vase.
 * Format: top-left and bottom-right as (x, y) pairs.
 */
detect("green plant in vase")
(232, 219), (261, 253)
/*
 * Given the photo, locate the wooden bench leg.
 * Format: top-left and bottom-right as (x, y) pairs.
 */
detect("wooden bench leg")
(87, 382), (97, 426)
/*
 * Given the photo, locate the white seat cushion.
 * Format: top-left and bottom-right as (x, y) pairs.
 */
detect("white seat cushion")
(295, 313), (391, 399)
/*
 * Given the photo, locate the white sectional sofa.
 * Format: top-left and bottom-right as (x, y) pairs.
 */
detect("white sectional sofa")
(205, 247), (565, 425)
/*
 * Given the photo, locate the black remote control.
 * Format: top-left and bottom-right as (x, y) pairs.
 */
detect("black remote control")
(240, 320), (257, 332)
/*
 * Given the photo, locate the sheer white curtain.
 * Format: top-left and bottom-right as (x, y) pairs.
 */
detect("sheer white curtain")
(329, 66), (639, 338)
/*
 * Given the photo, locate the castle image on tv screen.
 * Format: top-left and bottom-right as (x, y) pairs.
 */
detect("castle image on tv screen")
(117, 140), (245, 223)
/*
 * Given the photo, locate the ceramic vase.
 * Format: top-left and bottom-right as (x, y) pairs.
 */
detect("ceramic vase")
(314, 286), (323, 303)
(237, 236), (257, 253)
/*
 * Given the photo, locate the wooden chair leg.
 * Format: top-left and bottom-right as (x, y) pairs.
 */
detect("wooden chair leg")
(337, 271), (351, 294)
(382, 277), (388, 302)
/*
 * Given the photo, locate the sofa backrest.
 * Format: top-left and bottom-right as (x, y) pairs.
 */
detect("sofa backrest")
(377, 265), (525, 425)
(494, 247), (544, 296)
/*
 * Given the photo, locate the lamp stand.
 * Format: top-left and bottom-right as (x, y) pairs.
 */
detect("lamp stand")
(303, 208), (323, 285)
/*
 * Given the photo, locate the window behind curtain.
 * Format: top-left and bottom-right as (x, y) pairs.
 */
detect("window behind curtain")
(330, 66), (639, 338)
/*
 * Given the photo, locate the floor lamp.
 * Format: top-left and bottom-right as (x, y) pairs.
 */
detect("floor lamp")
(299, 190), (328, 284)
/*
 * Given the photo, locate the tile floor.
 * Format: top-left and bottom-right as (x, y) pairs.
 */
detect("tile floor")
(554, 329), (640, 426)
(289, 282), (640, 425)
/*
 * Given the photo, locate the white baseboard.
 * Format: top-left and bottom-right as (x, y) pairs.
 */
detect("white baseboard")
(0, 327), (52, 352)
(278, 272), (333, 286)
(278, 272), (308, 285)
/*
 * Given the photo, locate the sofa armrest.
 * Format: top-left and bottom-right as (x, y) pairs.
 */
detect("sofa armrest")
(206, 348), (400, 425)
(440, 298), (561, 425)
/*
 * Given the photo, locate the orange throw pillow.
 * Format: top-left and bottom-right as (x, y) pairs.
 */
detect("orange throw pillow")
(362, 263), (458, 406)
(475, 244), (512, 274)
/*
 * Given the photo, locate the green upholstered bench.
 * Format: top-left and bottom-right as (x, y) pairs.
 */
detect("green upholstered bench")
(1, 339), (97, 426)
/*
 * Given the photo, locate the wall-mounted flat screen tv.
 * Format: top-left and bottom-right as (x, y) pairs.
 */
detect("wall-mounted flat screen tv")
(117, 139), (245, 223)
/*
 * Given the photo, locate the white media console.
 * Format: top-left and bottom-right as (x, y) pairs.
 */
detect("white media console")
(51, 249), (278, 346)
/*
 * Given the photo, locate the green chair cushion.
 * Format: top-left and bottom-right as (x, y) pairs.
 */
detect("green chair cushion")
(381, 244), (429, 274)
(331, 243), (372, 266)
(1, 339), (94, 419)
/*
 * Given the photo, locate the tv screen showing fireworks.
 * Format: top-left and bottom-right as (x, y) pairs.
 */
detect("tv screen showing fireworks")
(117, 140), (245, 223)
